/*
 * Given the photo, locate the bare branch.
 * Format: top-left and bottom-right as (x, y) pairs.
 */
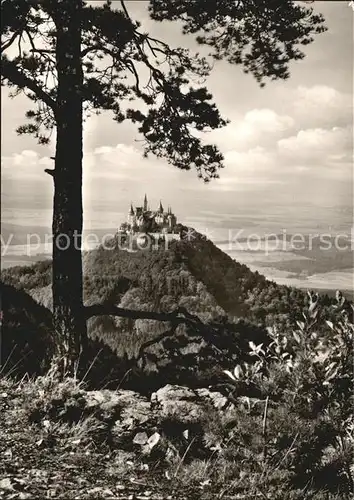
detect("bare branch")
(1, 2), (33, 55)
(1, 17), (29, 54)
(120, 0), (131, 22)
(81, 44), (120, 61)
(26, 29), (56, 68)
(125, 59), (141, 93)
(81, 45), (99, 58)
(25, 29), (36, 52)
(136, 325), (178, 369)
(85, 304), (194, 325)
(30, 48), (56, 54)
(1, 31), (22, 53)
(85, 304), (228, 360)
(137, 326), (177, 358)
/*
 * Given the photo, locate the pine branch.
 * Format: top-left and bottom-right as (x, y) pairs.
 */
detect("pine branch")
(1, 57), (57, 113)
(1, 12), (31, 55)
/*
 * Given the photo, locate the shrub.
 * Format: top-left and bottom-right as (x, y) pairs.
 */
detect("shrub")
(220, 292), (354, 497)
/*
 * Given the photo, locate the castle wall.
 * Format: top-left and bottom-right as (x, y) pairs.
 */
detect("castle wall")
(121, 198), (178, 235)
(136, 232), (180, 246)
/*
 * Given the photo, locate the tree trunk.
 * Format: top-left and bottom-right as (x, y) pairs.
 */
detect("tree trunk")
(52, 0), (87, 374)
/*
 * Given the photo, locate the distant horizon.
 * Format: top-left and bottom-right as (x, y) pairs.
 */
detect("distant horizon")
(1, 199), (353, 230)
(2, 1), (353, 231)
(2, 212), (353, 294)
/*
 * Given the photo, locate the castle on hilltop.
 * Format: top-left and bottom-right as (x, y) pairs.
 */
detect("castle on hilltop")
(119, 195), (178, 234)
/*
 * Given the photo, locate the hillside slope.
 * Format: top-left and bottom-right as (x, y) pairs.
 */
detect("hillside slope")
(2, 228), (309, 355)
(0, 282), (54, 375)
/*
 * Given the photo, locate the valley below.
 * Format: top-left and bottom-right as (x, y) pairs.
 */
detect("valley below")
(2, 212), (353, 298)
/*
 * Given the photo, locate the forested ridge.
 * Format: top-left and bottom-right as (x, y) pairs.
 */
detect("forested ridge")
(2, 228), (344, 319)
(2, 228), (346, 361)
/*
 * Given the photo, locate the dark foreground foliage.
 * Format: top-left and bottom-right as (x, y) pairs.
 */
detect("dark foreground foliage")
(0, 276), (353, 498)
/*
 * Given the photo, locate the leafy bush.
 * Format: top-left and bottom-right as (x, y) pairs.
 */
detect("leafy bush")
(219, 292), (354, 497)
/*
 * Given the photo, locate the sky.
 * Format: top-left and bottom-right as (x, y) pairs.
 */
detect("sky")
(1, 0), (353, 231)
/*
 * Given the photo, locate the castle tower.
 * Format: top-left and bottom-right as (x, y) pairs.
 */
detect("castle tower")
(121, 196), (178, 236)
(127, 202), (135, 226)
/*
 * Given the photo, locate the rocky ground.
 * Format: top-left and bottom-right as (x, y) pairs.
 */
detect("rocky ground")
(1, 363), (350, 500)
(0, 374), (241, 499)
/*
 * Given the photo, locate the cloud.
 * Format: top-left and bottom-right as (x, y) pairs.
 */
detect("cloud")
(291, 85), (352, 128)
(243, 109), (294, 132)
(2, 150), (52, 180)
(277, 126), (352, 166)
(204, 146), (282, 192)
(198, 108), (294, 153)
(83, 143), (178, 182)
(224, 146), (274, 173)
(295, 85), (349, 109)
(3, 121), (351, 207)
(205, 123), (352, 192)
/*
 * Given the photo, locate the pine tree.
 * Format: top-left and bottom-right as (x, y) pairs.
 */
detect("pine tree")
(1, 0), (326, 373)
